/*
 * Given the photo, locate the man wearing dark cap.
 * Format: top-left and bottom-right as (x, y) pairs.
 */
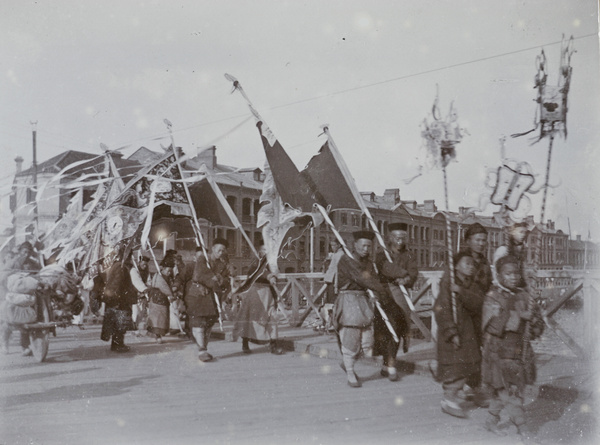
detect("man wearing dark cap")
(185, 238), (231, 362)
(462, 223), (492, 342)
(332, 230), (390, 388)
(459, 222), (493, 406)
(374, 222), (418, 381)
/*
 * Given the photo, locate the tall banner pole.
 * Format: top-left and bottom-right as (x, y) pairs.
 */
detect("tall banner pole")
(442, 166), (458, 326)
(164, 119), (224, 331)
(539, 127), (555, 225)
(201, 166), (259, 259)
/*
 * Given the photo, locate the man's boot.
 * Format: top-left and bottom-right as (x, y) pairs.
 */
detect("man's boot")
(269, 339), (284, 355)
(485, 413), (506, 436)
(242, 337), (251, 354)
(343, 355), (361, 388)
(195, 327), (213, 362)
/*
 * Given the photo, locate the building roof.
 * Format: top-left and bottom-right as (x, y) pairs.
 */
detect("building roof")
(180, 146), (265, 191)
(16, 150), (141, 183)
(127, 146), (164, 164)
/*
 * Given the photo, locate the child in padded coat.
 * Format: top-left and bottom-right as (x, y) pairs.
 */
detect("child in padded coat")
(482, 255), (544, 438)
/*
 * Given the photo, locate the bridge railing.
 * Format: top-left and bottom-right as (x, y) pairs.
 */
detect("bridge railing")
(230, 271), (444, 337)
(582, 273), (599, 359)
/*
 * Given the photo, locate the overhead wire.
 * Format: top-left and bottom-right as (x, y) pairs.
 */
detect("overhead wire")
(1, 33), (596, 155)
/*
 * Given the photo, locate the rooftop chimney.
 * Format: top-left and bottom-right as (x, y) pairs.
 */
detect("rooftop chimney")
(383, 188), (400, 205)
(423, 199), (437, 213)
(15, 156), (23, 173)
(196, 146), (217, 169)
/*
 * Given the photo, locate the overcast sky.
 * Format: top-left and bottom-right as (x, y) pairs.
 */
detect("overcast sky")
(1, 0), (599, 239)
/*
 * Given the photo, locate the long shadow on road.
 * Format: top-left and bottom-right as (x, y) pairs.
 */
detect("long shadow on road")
(526, 380), (596, 444)
(0, 337), (193, 371)
(1, 375), (160, 408)
(0, 367), (101, 384)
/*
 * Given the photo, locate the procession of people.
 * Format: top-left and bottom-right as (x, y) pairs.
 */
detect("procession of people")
(0, 213), (546, 441)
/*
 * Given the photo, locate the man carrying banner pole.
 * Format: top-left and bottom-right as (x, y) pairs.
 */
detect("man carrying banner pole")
(332, 229), (392, 388)
(164, 120), (226, 331)
(374, 222), (418, 381)
(185, 239), (231, 362)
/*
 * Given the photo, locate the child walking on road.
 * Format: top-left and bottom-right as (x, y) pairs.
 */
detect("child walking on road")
(482, 255), (544, 438)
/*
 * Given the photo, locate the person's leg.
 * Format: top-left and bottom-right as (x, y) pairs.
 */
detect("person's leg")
(465, 369), (489, 407)
(132, 303), (140, 335)
(194, 322), (214, 362)
(485, 388), (507, 436)
(20, 330), (32, 356)
(191, 327), (205, 351)
(269, 338), (284, 355)
(111, 331), (129, 352)
(385, 340), (400, 381)
(0, 322), (10, 354)
(339, 327), (362, 388)
(505, 385), (528, 436)
(441, 377), (467, 418)
(242, 337), (251, 353)
(138, 300), (147, 333)
(203, 324), (212, 348)
(360, 325), (374, 358)
(325, 304), (334, 331)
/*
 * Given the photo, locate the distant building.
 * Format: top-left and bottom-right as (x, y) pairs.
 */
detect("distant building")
(10, 150), (140, 245)
(8, 147), (598, 275)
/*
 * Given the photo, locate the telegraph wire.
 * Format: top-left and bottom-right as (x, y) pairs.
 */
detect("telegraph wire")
(1, 33), (596, 156)
(269, 33), (597, 111)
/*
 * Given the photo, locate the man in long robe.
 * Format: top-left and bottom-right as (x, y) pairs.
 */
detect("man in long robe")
(434, 251), (482, 418)
(233, 243), (283, 355)
(459, 222), (494, 406)
(374, 222), (417, 381)
(101, 249), (137, 353)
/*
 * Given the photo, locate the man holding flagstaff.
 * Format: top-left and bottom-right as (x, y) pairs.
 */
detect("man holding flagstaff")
(185, 239), (231, 362)
(332, 230), (390, 388)
(374, 222), (417, 381)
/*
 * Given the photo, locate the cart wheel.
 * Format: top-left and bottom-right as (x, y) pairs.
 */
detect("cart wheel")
(29, 298), (51, 362)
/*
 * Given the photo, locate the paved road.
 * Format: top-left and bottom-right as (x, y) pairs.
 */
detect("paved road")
(0, 325), (597, 445)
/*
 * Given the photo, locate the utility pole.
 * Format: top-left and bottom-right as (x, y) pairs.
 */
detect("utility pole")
(30, 120), (38, 234)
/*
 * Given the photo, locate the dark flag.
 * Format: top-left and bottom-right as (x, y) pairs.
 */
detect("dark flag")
(254, 115), (323, 214)
(188, 178), (236, 228)
(300, 140), (361, 211)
